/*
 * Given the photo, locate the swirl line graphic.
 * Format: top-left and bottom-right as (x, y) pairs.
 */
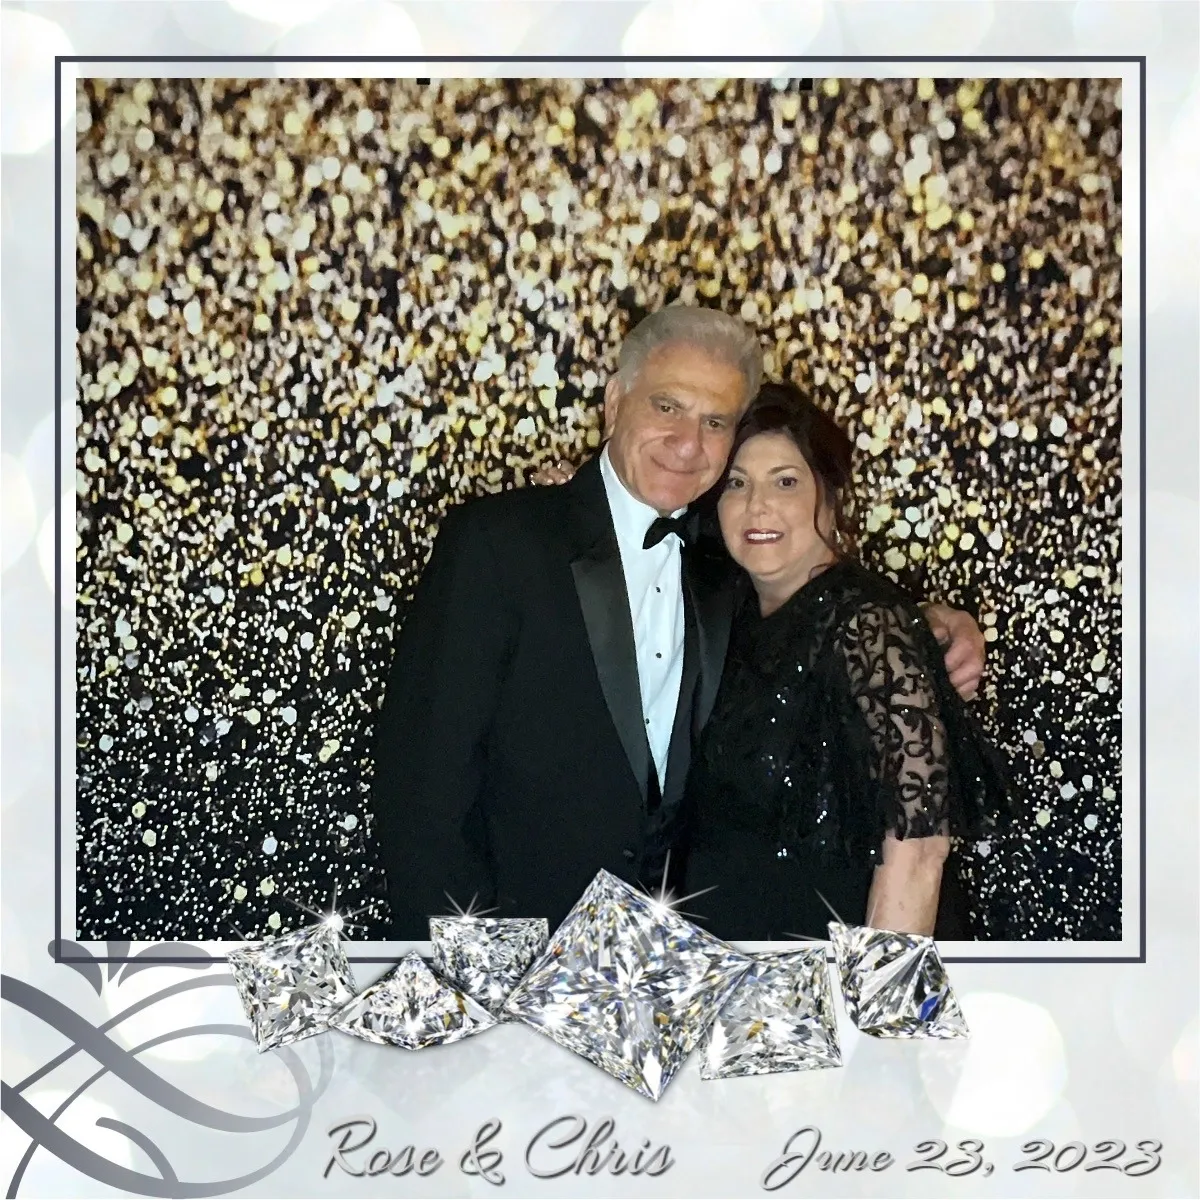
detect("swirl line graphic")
(2, 976), (332, 1197)
(94, 1119), (180, 1185)
(4, 977), (293, 1133)
(14, 974), (234, 1093)
(7, 1024), (314, 1197)
(9, 1026), (208, 1196)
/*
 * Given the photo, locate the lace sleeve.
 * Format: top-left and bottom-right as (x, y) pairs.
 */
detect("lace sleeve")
(835, 600), (953, 840)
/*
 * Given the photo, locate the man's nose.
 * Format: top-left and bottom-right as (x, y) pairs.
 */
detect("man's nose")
(666, 420), (703, 459)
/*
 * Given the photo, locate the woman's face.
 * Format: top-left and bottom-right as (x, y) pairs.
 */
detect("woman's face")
(717, 431), (834, 591)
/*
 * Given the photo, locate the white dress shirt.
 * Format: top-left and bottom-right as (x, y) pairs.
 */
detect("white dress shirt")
(599, 445), (686, 792)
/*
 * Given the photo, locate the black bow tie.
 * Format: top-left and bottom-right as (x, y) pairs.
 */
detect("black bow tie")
(643, 512), (696, 550)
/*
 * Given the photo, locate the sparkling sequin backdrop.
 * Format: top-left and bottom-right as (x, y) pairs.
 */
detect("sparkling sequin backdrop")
(74, 77), (1122, 943)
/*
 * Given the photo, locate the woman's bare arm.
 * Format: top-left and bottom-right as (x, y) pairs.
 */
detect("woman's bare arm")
(865, 831), (950, 935)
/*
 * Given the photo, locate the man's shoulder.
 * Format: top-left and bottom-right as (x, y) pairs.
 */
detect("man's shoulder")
(455, 476), (573, 521)
(437, 474), (589, 550)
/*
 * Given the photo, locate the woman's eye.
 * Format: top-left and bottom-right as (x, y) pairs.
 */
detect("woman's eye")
(723, 477), (744, 490)
(777, 476), (798, 488)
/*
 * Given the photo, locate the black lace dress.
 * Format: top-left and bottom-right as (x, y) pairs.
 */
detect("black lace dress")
(683, 559), (1010, 941)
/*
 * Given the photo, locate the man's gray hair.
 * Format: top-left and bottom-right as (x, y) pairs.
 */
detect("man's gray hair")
(614, 306), (764, 401)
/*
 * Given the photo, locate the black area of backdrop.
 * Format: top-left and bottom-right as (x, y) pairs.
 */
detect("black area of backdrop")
(73, 77), (1122, 941)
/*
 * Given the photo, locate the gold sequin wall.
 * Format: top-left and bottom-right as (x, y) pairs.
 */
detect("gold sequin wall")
(75, 77), (1122, 941)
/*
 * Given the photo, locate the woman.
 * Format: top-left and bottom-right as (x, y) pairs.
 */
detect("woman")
(681, 381), (1009, 939)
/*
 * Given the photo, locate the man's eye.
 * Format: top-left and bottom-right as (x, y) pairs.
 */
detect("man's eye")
(707, 419), (727, 431)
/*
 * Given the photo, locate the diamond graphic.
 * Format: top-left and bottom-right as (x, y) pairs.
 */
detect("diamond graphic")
(504, 870), (753, 1101)
(829, 922), (968, 1039)
(701, 948), (842, 1079)
(228, 921), (357, 1052)
(331, 952), (497, 1049)
(430, 916), (549, 1017)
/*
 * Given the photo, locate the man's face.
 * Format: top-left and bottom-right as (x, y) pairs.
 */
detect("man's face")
(604, 342), (748, 515)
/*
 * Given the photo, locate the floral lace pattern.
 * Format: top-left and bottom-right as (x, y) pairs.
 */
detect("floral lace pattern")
(688, 560), (1010, 870)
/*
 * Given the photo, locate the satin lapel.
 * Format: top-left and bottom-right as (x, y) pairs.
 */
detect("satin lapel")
(662, 578), (700, 807)
(567, 463), (650, 805)
(685, 545), (737, 735)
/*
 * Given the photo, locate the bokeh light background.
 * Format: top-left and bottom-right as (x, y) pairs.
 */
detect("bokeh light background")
(1, 3), (1196, 1199)
(71, 73), (1121, 943)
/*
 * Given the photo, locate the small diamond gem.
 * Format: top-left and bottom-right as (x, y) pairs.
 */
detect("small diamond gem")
(701, 948), (842, 1079)
(228, 921), (356, 1052)
(829, 922), (968, 1039)
(331, 952), (496, 1049)
(430, 916), (549, 1017)
(504, 870), (753, 1101)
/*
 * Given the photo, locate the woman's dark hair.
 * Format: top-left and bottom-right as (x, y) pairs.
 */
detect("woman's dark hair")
(716, 379), (857, 557)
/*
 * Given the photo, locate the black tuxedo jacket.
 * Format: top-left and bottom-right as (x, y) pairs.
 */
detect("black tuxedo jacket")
(371, 458), (737, 938)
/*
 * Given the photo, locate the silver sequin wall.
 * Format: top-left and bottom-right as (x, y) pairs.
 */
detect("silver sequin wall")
(74, 77), (1122, 941)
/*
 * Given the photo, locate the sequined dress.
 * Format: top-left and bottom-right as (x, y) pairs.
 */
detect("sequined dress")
(683, 559), (1010, 940)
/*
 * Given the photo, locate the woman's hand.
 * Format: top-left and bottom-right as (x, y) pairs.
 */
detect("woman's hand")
(864, 833), (950, 936)
(530, 458), (578, 486)
(922, 603), (985, 701)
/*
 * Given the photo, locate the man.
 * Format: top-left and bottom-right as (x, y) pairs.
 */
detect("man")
(371, 307), (984, 938)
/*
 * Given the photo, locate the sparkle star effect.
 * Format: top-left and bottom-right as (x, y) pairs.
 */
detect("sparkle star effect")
(701, 947), (843, 1080)
(639, 852), (717, 922)
(331, 951), (496, 1049)
(282, 882), (372, 936)
(828, 921), (968, 1039)
(440, 892), (499, 919)
(504, 869), (753, 1101)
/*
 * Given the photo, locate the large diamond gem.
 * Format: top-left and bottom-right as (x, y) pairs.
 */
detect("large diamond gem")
(700, 947), (842, 1079)
(829, 922), (968, 1039)
(228, 921), (357, 1052)
(430, 916), (549, 1017)
(331, 952), (497, 1049)
(503, 870), (753, 1101)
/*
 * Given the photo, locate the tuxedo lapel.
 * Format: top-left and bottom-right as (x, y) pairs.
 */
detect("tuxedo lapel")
(685, 540), (737, 735)
(566, 460), (651, 806)
(661, 574), (701, 805)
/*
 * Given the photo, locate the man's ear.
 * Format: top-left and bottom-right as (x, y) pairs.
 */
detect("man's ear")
(602, 377), (621, 440)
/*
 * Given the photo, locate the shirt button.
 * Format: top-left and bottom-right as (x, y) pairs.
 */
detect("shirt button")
(655, 586), (661, 593)
(655, 652), (662, 659)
